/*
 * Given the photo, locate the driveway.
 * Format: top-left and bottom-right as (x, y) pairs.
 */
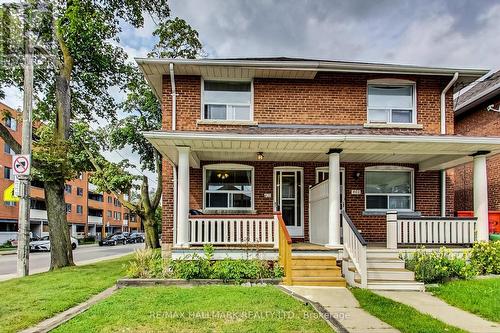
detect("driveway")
(0, 242), (143, 281)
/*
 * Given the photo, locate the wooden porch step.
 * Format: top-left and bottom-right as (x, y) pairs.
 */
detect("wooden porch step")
(291, 276), (347, 287)
(292, 266), (342, 278)
(291, 256), (337, 266)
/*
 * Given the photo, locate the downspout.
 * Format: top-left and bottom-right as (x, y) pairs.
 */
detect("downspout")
(440, 72), (459, 216)
(169, 63), (176, 131)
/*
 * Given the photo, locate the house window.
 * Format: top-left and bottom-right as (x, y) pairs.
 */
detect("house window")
(77, 187), (83, 196)
(367, 84), (415, 124)
(65, 184), (72, 194)
(107, 196), (112, 203)
(202, 80), (252, 121)
(65, 203), (72, 213)
(107, 210), (112, 217)
(315, 167), (329, 183)
(4, 201), (16, 207)
(4, 143), (13, 155)
(3, 167), (13, 180)
(76, 205), (83, 214)
(203, 164), (254, 210)
(5, 116), (17, 131)
(365, 167), (413, 211)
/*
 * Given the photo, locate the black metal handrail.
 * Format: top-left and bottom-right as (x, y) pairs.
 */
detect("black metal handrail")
(342, 211), (367, 246)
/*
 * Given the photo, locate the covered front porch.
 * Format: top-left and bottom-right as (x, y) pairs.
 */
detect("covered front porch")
(145, 131), (500, 251)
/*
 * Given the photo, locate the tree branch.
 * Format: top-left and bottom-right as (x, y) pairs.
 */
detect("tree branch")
(151, 151), (163, 209)
(0, 123), (21, 154)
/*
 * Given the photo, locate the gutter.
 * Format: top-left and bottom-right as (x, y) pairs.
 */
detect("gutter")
(169, 63), (176, 131)
(441, 72), (459, 135)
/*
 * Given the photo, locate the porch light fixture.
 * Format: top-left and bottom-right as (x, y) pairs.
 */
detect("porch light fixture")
(257, 152), (264, 160)
(216, 172), (229, 180)
(353, 171), (361, 180)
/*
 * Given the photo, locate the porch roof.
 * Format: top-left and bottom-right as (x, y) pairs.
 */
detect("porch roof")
(144, 130), (500, 171)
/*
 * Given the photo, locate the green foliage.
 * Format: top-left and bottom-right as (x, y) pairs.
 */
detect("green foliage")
(403, 247), (477, 283)
(149, 17), (204, 58)
(126, 249), (169, 279)
(469, 241), (500, 274)
(0, 240), (14, 248)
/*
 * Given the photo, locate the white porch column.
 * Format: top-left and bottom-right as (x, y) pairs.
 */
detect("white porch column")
(176, 146), (190, 247)
(473, 152), (489, 241)
(327, 148), (342, 247)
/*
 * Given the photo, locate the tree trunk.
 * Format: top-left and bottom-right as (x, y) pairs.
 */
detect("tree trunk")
(45, 180), (74, 269)
(143, 214), (160, 249)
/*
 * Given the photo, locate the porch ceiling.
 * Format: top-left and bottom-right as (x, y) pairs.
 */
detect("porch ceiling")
(144, 131), (500, 171)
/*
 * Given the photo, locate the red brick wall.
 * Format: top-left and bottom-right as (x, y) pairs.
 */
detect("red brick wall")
(162, 161), (445, 244)
(161, 73), (455, 134)
(453, 97), (500, 211)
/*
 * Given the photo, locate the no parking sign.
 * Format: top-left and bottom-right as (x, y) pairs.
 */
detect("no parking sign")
(12, 154), (31, 176)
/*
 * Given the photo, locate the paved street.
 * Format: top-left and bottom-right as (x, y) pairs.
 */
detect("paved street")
(0, 242), (143, 281)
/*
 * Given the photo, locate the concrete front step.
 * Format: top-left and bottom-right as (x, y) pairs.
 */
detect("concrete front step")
(366, 250), (402, 259)
(355, 279), (425, 291)
(291, 276), (347, 287)
(350, 267), (415, 281)
(367, 258), (406, 269)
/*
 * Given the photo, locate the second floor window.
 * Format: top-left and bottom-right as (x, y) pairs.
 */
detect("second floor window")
(65, 184), (72, 194)
(202, 80), (252, 121)
(4, 167), (13, 180)
(5, 116), (17, 131)
(65, 203), (72, 213)
(77, 187), (83, 196)
(4, 143), (14, 155)
(367, 84), (415, 124)
(76, 205), (83, 214)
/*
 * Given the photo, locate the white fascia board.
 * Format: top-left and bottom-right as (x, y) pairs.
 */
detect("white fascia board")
(143, 131), (500, 146)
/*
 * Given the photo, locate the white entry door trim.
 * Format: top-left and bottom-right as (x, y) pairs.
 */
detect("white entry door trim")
(273, 167), (304, 238)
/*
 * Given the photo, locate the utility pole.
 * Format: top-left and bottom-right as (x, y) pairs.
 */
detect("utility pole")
(17, 7), (33, 277)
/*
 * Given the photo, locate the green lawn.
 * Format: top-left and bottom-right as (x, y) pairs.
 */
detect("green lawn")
(0, 255), (131, 333)
(351, 288), (466, 333)
(53, 286), (332, 333)
(428, 278), (500, 323)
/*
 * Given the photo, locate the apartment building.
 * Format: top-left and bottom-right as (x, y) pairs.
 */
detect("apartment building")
(0, 102), (142, 242)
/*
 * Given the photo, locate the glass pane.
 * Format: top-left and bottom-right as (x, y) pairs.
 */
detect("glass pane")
(204, 81), (251, 92)
(366, 195), (388, 209)
(206, 192), (228, 208)
(282, 200), (296, 226)
(368, 109), (389, 123)
(206, 169), (252, 191)
(365, 171), (411, 194)
(232, 193), (251, 208)
(368, 85), (413, 109)
(232, 105), (251, 120)
(281, 174), (295, 199)
(389, 196), (411, 209)
(392, 109), (412, 123)
(204, 104), (226, 120)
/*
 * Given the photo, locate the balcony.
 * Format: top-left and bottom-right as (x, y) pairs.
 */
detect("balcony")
(30, 209), (47, 220)
(88, 215), (103, 225)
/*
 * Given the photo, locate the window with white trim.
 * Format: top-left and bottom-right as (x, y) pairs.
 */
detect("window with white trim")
(202, 80), (252, 121)
(5, 116), (17, 131)
(365, 167), (413, 211)
(315, 167), (329, 183)
(367, 84), (415, 124)
(204, 164), (253, 210)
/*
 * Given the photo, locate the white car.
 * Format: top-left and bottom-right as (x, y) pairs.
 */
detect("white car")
(30, 236), (78, 252)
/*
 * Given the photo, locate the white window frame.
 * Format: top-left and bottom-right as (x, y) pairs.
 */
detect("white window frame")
(364, 165), (414, 212)
(200, 78), (254, 121)
(367, 79), (417, 125)
(203, 163), (254, 211)
(5, 116), (17, 131)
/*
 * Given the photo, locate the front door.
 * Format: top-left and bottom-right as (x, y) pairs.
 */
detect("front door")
(274, 168), (303, 237)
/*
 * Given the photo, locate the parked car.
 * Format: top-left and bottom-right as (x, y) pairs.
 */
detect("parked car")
(128, 232), (145, 243)
(30, 236), (78, 252)
(98, 234), (127, 246)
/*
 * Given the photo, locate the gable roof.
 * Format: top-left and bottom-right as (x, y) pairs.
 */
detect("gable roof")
(136, 57), (488, 100)
(455, 69), (500, 116)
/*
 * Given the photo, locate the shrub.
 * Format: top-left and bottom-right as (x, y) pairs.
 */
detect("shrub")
(127, 249), (168, 278)
(403, 247), (477, 283)
(470, 241), (500, 275)
(1, 240), (13, 248)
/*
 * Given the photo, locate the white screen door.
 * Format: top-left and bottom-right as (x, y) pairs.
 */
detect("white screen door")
(274, 168), (303, 237)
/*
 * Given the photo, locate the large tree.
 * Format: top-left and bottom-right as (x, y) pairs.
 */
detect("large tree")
(84, 18), (203, 249)
(0, 0), (171, 269)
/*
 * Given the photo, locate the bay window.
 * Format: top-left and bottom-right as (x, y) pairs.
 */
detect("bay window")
(367, 83), (415, 124)
(204, 164), (253, 210)
(365, 167), (413, 211)
(202, 80), (252, 121)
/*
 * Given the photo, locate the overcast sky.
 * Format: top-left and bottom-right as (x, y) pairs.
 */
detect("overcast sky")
(2, 0), (499, 184)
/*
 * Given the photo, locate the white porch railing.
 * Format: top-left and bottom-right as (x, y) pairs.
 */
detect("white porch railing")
(188, 216), (278, 246)
(386, 211), (477, 248)
(309, 180), (329, 245)
(342, 211), (367, 288)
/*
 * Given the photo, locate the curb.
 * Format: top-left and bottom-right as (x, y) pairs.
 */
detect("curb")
(0, 250), (17, 256)
(277, 285), (349, 333)
(117, 278), (282, 287)
(19, 286), (117, 333)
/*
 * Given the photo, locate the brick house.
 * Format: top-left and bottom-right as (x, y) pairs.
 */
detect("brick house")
(139, 58), (499, 289)
(454, 70), (500, 214)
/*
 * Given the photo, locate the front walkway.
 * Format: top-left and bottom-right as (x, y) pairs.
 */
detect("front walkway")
(375, 291), (499, 333)
(285, 286), (399, 333)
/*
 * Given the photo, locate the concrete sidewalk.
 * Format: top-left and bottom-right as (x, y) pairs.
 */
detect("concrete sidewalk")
(375, 290), (499, 333)
(285, 286), (399, 333)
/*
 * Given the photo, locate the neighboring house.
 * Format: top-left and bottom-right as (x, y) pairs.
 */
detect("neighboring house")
(139, 57), (499, 289)
(454, 70), (500, 213)
(0, 102), (142, 243)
